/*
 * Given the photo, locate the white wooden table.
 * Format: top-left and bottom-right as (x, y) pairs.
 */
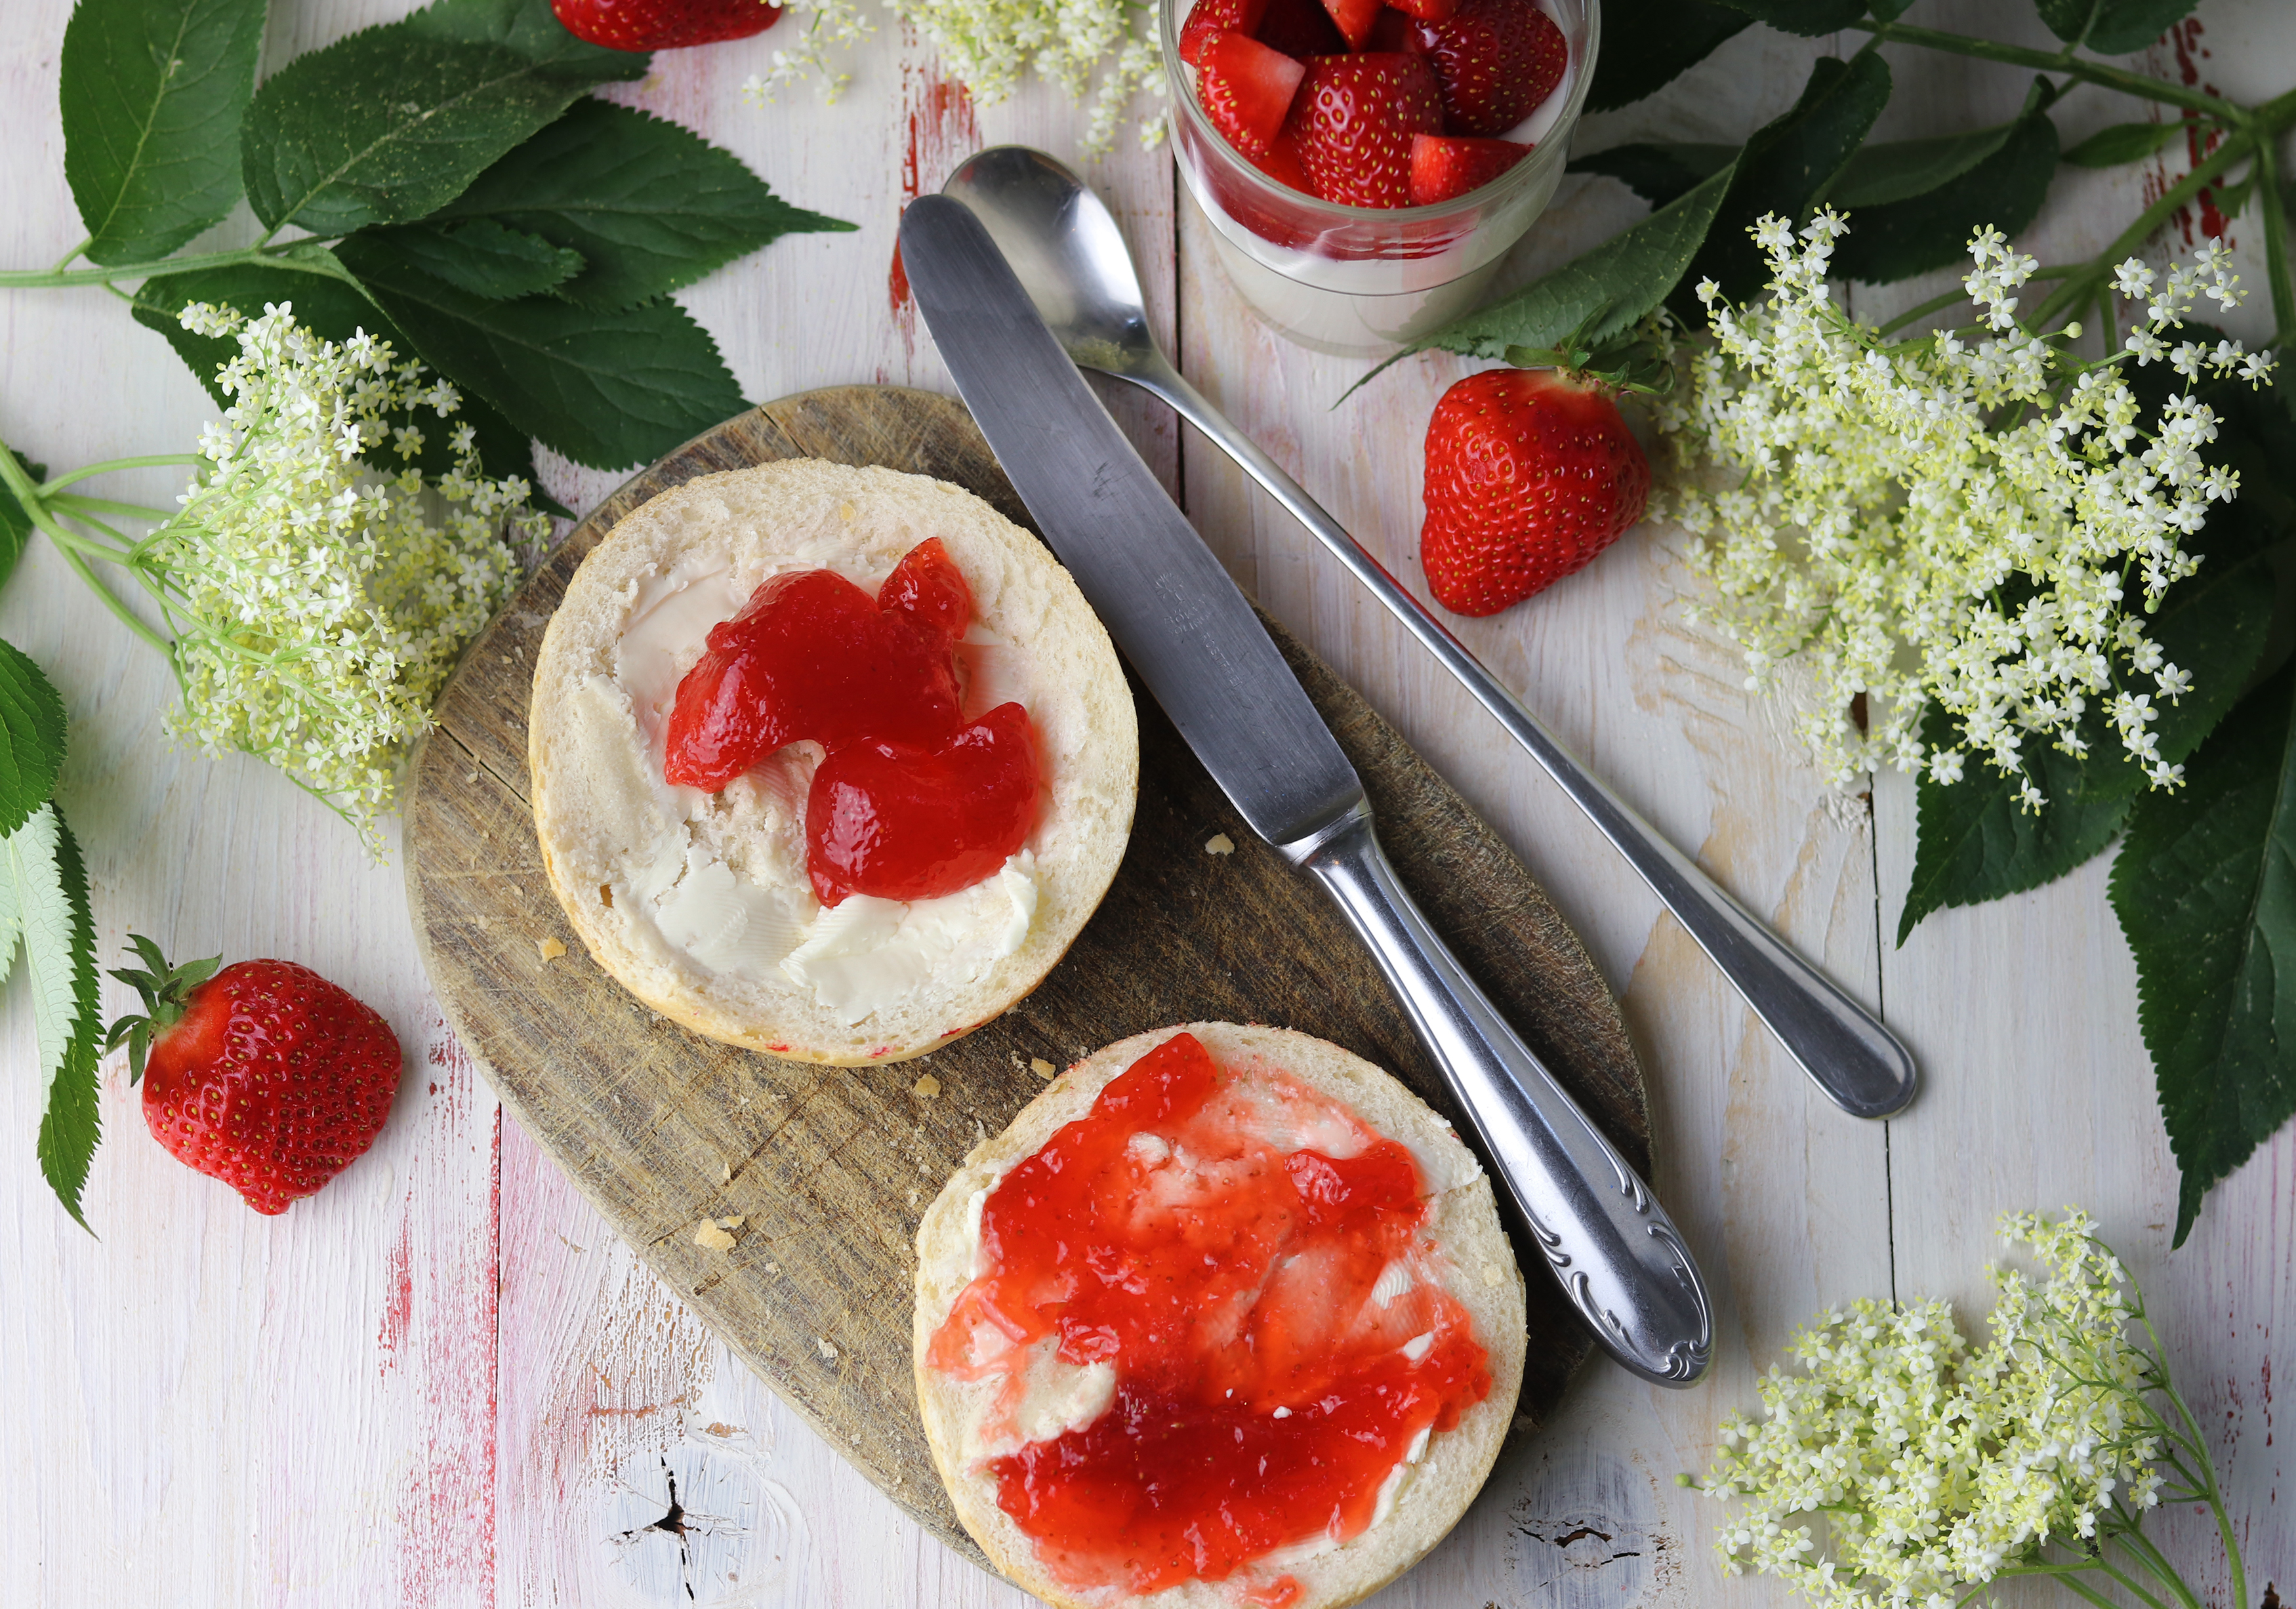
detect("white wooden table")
(2, 0), (2289, 1602)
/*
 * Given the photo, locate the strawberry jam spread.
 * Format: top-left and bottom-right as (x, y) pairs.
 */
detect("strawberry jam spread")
(663, 538), (1042, 906)
(929, 1032), (1492, 1597)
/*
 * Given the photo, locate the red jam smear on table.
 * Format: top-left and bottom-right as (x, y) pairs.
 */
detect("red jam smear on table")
(927, 1032), (1492, 1597)
(661, 538), (1041, 906)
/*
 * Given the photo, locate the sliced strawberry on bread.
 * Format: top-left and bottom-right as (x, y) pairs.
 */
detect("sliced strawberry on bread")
(1422, 0), (1566, 136)
(1254, 0), (1348, 60)
(1180, 0), (1272, 67)
(1200, 32), (1309, 159)
(1317, 0), (1384, 47)
(1296, 52), (1444, 209)
(1408, 133), (1532, 203)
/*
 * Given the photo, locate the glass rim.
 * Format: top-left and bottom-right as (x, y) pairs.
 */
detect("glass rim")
(1157, 0), (1600, 224)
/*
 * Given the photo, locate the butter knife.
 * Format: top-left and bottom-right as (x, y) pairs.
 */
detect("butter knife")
(899, 193), (1713, 1387)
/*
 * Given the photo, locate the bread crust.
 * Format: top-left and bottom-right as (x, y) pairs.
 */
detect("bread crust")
(913, 1023), (1528, 1609)
(528, 460), (1137, 1064)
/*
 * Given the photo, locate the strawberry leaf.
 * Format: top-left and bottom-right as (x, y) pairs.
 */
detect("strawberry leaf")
(1584, 0), (1749, 112)
(1898, 703), (2131, 946)
(416, 99), (857, 312)
(33, 811), (102, 1232)
(1, 803), (104, 1227)
(2111, 662), (2296, 1246)
(356, 220), (586, 300)
(335, 234), (749, 470)
(60, 0), (267, 266)
(0, 640), (68, 838)
(239, 0), (644, 237)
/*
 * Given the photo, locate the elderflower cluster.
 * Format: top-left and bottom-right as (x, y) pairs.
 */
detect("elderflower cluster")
(741, 0), (1166, 153)
(1654, 213), (2275, 796)
(159, 302), (546, 851)
(1703, 1210), (2169, 1609)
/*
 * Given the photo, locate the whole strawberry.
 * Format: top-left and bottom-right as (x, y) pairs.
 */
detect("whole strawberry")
(551, 0), (781, 51)
(107, 936), (402, 1215)
(1419, 367), (1649, 616)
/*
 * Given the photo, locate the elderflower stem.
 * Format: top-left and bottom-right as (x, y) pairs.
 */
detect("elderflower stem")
(1857, 20), (2244, 120)
(2031, 131), (2256, 329)
(40, 454), (199, 495)
(49, 237), (89, 274)
(0, 241), (338, 290)
(45, 492), (173, 525)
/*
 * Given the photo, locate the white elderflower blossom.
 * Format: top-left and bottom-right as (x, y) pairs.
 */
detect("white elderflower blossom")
(743, 0), (1166, 153)
(153, 302), (546, 851)
(1696, 1210), (2205, 1609)
(1655, 214), (2276, 794)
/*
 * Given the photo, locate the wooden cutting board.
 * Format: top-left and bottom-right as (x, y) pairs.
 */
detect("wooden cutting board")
(403, 384), (1650, 1566)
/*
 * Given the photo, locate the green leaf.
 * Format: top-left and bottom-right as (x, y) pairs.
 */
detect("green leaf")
(2089, 0), (2198, 54)
(2062, 120), (2184, 169)
(1568, 142), (1736, 208)
(1404, 167), (1732, 366)
(0, 642), (67, 838)
(335, 235), (750, 470)
(131, 256), (549, 499)
(1830, 123), (2019, 209)
(1710, 0), (1868, 35)
(1675, 51), (1895, 307)
(1832, 106), (2059, 285)
(1, 804), (102, 1130)
(1584, 0), (1750, 112)
(420, 99), (857, 311)
(1899, 703), (2129, 944)
(2111, 662), (2296, 1246)
(0, 451), (46, 594)
(32, 809), (102, 1231)
(60, 0), (267, 266)
(360, 220), (586, 299)
(238, 0), (644, 238)
(2034, 0), (2097, 41)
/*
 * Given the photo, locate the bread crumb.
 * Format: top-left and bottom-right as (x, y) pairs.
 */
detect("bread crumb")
(1205, 833), (1235, 855)
(718, 1214), (745, 1229)
(913, 1073), (942, 1099)
(537, 936), (566, 962)
(764, 1260), (779, 1273)
(907, 1187), (920, 1208)
(694, 1220), (736, 1250)
(1031, 1057), (1056, 1080)
(816, 1336), (840, 1360)
(720, 1160), (733, 1183)
(1483, 1264), (1503, 1287)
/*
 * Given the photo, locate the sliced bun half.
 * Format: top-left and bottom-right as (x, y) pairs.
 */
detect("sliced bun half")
(914, 1022), (1528, 1609)
(528, 459), (1138, 1065)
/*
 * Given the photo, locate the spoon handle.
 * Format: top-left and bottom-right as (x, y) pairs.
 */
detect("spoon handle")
(1122, 359), (1917, 1120)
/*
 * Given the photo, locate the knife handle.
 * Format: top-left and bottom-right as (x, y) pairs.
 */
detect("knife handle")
(1287, 803), (1713, 1388)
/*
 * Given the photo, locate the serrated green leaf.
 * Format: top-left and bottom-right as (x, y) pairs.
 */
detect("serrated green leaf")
(33, 809), (101, 1231)
(400, 0), (644, 67)
(130, 256), (548, 498)
(1675, 52), (1894, 308)
(1830, 123), (2017, 209)
(2089, 0), (2198, 54)
(0, 451), (46, 594)
(2034, 0), (2096, 41)
(1832, 108), (2059, 285)
(239, 0), (644, 239)
(3, 806), (99, 1110)
(334, 236), (748, 469)
(359, 220), (585, 300)
(420, 98), (856, 311)
(61, 0), (267, 266)
(0, 642), (67, 839)
(1711, 0), (1868, 35)
(1568, 142), (1736, 207)
(1403, 167), (1732, 367)
(1898, 703), (2129, 944)
(2062, 120), (2184, 169)
(1585, 0), (1750, 112)
(2111, 662), (2296, 1246)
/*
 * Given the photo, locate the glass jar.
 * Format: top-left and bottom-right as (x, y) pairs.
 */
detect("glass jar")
(1163, 0), (1599, 356)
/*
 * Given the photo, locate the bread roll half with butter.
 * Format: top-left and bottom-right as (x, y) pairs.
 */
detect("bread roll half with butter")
(527, 459), (1137, 1065)
(914, 1022), (1528, 1609)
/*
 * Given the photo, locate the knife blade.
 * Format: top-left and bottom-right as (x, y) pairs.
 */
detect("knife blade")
(899, 193), (1714, 1387)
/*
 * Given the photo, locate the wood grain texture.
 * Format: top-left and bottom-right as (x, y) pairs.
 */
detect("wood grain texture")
(404, 385), (1651, 1560)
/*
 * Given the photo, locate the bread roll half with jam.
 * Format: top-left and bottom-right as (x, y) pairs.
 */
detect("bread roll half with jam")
(915, 1022), (1528, 1609)
(528, 459), (1137, 1065)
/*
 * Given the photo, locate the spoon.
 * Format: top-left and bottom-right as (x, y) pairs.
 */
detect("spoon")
(941, 144), (1919, 1122)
